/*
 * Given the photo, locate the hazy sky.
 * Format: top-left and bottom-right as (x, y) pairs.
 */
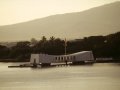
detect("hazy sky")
(0, 0), (119, 25)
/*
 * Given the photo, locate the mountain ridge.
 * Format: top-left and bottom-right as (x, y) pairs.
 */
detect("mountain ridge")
(0, 1), (119, 27)
(0, 1), (120, 41)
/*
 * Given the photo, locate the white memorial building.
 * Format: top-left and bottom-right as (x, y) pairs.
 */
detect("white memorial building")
(30, 51), (94, 66)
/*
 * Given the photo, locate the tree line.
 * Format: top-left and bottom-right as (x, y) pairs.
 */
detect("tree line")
(0, 32), (120, 62)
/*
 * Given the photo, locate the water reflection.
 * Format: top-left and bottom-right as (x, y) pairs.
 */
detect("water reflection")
(0, 63), (120, 90)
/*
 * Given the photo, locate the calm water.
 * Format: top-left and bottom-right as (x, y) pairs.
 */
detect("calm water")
(0, 63), (120, 90)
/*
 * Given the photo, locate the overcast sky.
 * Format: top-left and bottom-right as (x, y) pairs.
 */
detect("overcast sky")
(0, 0), (119, 25)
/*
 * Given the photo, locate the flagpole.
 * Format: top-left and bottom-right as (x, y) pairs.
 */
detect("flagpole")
(65, 38), (67, 55)
(65, 44), (66, 55)
(65, 38), (68, 65)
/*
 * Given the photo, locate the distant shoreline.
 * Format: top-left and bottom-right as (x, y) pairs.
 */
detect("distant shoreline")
(0, 59), (29, 62)
(0, 59), (120, 63)
(95, 59), (120, 63)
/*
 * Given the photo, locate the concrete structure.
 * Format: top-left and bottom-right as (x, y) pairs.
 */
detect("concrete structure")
(30, 51), (94, 66)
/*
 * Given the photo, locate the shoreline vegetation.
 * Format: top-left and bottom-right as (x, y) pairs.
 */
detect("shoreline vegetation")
(0, 32), (120, 62)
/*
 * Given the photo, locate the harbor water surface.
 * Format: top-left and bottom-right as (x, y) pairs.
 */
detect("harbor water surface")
(0, 63), (120, 90)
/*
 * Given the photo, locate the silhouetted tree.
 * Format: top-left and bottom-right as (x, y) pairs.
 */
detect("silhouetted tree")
(31, 38), (38, 46)
(0, 32), (120, 61)
(0, 45), (9, 59)
(9, 41), (31, 61)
